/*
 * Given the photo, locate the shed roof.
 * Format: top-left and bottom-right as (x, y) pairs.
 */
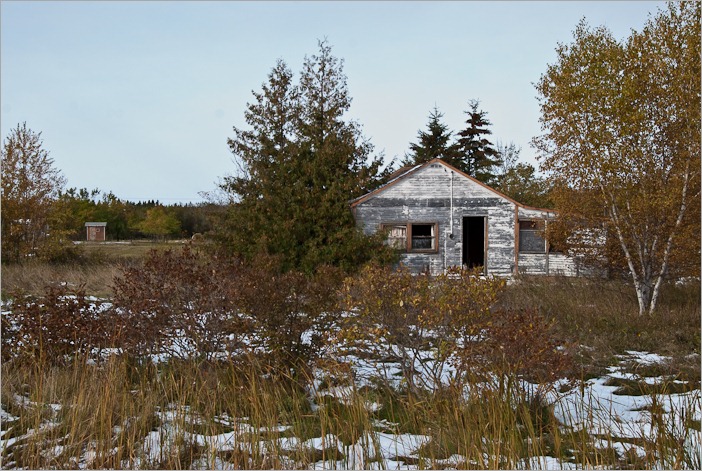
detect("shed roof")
(85, 222), (107, 227)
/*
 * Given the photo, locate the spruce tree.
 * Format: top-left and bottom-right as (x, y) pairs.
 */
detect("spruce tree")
(219, 41), (392, 273)
(455, 100), (502, 185)
(402, 107), (461, 167)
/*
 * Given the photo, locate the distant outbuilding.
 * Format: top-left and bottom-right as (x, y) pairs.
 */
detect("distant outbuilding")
(85, 222), (107, 241)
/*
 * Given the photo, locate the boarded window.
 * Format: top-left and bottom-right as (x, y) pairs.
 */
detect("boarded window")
(382, 224), (407, 250)
(519, 220), (546, 253)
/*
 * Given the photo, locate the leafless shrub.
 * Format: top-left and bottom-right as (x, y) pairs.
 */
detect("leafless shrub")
(112, 245), (248, 361)
(235, 255), (344, 380)
(1, 284), (116, 364)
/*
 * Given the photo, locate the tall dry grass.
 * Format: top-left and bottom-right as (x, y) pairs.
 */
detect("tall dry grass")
(1, 240), (181, 298)
(3, 353), (698, 469)
(1, 263), (121, 299)
(500, 276), (700, 358)
(2, 260), (699, 469)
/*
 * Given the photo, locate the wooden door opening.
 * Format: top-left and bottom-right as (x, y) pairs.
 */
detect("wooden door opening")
(462, 216), (485, 269)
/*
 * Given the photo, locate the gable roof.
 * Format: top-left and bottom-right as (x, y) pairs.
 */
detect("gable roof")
(350, 158), (553, 213)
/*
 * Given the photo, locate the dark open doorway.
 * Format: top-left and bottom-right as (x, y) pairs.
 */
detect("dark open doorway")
(462, 217), (485, 269)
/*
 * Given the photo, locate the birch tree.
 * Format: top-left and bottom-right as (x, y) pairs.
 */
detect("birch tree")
(533, 3), (701, 314)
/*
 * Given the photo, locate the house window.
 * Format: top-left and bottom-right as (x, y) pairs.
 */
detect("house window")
(411, 223), (436, 251)
(381, 223), (438, 252)
(383, 224), (407, 250)
(519, 220), (546, 253)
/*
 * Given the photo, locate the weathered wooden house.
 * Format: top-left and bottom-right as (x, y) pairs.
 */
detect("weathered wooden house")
(351, 158), (581, 276)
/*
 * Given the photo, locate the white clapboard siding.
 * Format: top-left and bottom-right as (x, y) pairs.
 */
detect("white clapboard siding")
(353, 159), (587, 277)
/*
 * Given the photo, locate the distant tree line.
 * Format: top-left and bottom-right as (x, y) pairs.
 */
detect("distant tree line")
(1, 123), (223, 263)
(54, 189), (222, 241)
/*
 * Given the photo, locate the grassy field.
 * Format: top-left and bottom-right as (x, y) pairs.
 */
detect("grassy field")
(1, 240), (186, 298)
(1, 252), (699, 469)
(76, 240), (188, 261)
(1, 340), (699, 469)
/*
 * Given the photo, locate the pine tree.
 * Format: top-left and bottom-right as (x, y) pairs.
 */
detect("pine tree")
(219, 41), (393, 273)
(293, 40), (390, 272)
(455, 100), (502, 185)
(402, 107), (461, 167)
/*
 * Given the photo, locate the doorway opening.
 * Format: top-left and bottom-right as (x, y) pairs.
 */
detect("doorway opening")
(462, 217), (485, 269)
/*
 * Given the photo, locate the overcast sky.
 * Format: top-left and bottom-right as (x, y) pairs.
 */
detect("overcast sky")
(1, 1), (666, 204)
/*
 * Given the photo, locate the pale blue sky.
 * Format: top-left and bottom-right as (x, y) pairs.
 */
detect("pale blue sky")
(1, 1), (665, 203)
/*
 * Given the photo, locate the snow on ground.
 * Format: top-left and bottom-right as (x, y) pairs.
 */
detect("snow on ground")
(1, 302), (699, 471)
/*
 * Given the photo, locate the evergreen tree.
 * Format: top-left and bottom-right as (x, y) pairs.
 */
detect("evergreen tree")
(219, 59), (301, 263)
(455, 100), (502, 185)
(219, 40), (393, 273)
(293, 40), (390, 272)
(402, 107), (460, 167)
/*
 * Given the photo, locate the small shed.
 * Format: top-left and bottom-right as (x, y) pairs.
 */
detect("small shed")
(85, 222), (107, 242)
(351, 158), (583, 276)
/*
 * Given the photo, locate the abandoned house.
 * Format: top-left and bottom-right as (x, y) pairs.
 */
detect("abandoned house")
(350, 158), (582, 277)
(85, 222), (107, 242)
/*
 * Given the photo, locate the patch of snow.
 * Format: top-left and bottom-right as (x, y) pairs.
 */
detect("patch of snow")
(0, 406), (19, 423)
(304, 434), (344, 453)
(366, 432), (431, 460)
(622, 350), (669, 365)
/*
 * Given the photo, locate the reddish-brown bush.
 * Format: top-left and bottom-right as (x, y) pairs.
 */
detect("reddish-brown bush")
(112, 247), (344, 378)
(112, 246), (248, 361)
(235, 255), (344, 378)
(469, 307), (574, 384)
(1, 284), (116, 364)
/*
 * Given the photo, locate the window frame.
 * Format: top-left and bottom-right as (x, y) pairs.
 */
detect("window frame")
(380, 223), (408, 251)
(518, 219), (547, 254)
(381, 222), (439, 253)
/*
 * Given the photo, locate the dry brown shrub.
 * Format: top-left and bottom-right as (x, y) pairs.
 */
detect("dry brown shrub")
(235, 254), (344, 379)
(479, 307), (574, 383)
(111, 247), (344, 380)
(338, 264), (572, 393)
(112, 245), (248, 361)
(1, 284), (116, 364)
